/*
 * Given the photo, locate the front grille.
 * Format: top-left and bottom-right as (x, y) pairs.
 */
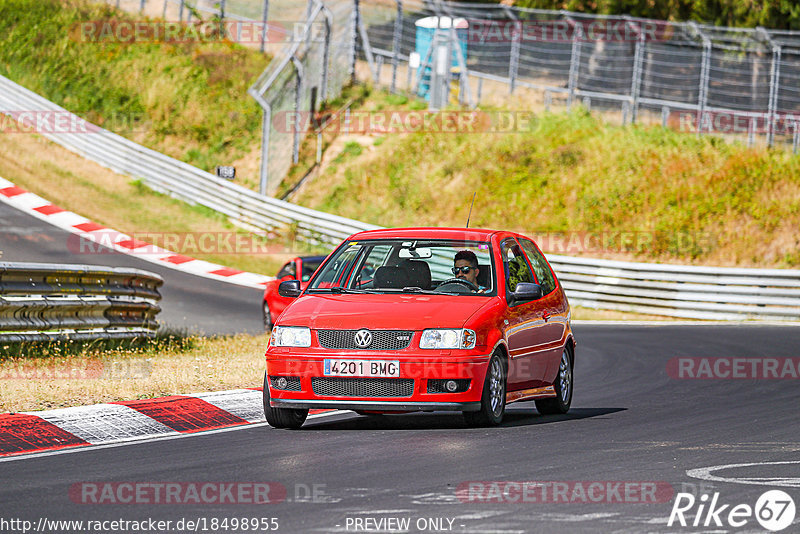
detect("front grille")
(427, 379), (471, 394)
(312, 377), (414, 397)
(317, 329), (413, 350)
(270, 376), (302, 391)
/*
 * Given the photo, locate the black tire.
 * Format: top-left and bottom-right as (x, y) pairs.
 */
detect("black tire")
(535, 346), (573, 415)
(263, 373), (308, 429)
(262, 301), (273, 332)
(464, 351), (506, 427)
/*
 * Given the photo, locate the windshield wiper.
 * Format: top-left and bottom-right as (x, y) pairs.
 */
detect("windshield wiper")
(310, 287), (373, 294)
(400, 287), (448, 295)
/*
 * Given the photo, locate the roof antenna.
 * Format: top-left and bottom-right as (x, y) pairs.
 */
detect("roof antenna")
(465, 192), (476, 228)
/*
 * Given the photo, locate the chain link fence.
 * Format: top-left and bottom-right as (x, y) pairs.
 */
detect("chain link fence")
(363, 1), (800, 150)
(104, 0), (800, 194)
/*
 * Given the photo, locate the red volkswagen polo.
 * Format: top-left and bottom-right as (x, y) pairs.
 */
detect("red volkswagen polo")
(263, 228), (575, 429)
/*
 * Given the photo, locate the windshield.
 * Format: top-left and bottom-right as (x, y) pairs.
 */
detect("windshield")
(307, 239), (495, 295)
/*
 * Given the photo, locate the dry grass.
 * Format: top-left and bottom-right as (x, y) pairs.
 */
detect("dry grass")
(0, 132), (319, 274)
(0, 334), (268, 413)
(294, 105), (800, 268)
(0, 304), (679, 413)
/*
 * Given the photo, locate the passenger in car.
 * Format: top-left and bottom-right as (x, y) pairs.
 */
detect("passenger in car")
(453, 250), (487, 292)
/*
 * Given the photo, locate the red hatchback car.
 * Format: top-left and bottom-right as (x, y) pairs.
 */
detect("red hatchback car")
(262, 255), (328, 331)
(263, 228), (575, 428)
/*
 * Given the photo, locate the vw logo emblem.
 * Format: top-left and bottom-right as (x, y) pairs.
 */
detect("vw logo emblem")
(354, 329), (372, 348)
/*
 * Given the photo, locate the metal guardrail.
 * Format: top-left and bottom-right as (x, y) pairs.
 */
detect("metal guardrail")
(0, 75), (380, 246)
(549, 255), (800, 320)
(0, 263), (163, 342)
(2, 76), (800, 321)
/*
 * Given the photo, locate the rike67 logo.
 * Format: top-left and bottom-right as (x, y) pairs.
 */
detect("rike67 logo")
(668, 490), (796, 531)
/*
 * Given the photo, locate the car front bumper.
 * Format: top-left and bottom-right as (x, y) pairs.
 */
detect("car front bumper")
(266, 352), (492, 412)
(269, 399), (482, 412)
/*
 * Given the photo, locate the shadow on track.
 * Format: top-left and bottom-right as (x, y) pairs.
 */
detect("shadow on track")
(302, 407), (626, 431)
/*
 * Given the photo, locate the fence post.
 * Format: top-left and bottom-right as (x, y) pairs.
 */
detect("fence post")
(629, 24), (645, 124)
(260, 0), (269, 53)
(508, 17), (521, 94)
(320, 4), (332, 101)
(391, 0), (404, 93)
(139, 0), (145, 13)
(349, 0), (360, 83)
(767, 45), (781, 147)
(259, 105), (272, 195)
(693, 25), (711, 137)
(162, 0), (168, 19)
(178, 0), (184, 22)
(291, 57), (304, 165)
(794, 121), (799, 154)
(567, 19), (582, 110)
(661, 105), (669, 127)
(219, 0), (226, 22)
(748, 117), (756, 147)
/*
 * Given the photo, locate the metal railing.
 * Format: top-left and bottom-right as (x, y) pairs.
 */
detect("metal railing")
(0, 74), (380, 246)
(362, 1), (800, 152)
(0, 263), (163, 342)
(3, 4), (800, 321)
(3, 72), (800, 321)
(548, 255), (800, 321)
(105, 0), (800, 190)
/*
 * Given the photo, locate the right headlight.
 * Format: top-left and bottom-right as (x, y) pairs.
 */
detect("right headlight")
(270, 326), (311, 347)
(420, 329), (476, 349)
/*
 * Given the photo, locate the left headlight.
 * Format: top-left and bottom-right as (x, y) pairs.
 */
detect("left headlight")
(420, 329), (476, 349)
(270, 326), (312, 347)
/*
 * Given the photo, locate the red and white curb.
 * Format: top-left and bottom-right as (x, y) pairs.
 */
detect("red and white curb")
(0, 176), (273, 289)
(0, 389), (335, 458)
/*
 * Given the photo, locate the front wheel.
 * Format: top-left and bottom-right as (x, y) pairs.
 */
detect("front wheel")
(464, 351), (506, 427)
(262, 301), (273, 332)
(263, 373), (308, 429)
(535, 346), (573, 415)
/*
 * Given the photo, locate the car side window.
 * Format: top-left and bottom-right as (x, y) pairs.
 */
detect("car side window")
(301, 261), (322, 282)
(276, 261), (296, 279)
(500, 239), (535, 294)
(518, 238), (556, 295)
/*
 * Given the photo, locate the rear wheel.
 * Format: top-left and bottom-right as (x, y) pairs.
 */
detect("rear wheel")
(535, 346), (573, 415)
(463, 351), (506, 427)
(263, 373), (308, 429)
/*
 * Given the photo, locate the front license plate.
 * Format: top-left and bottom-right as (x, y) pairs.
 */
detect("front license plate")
(323, 359), (400, 377)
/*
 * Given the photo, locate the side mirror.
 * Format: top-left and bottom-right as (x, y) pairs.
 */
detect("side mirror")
(278, 280), (302, 298)
(510, 282), (542, 304)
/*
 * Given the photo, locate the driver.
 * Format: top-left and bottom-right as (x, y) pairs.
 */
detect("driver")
(453, 250), (487, 292)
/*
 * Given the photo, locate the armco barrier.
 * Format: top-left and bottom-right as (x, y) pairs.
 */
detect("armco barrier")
(0, 75), (380, 246)
(2, 76), (800, 321)
(549, 255), (800, 320)
(0, 262), (163, 341)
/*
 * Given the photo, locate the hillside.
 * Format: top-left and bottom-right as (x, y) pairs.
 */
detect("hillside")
(0, 0), (266, 189)
(290, 94), (800, 268)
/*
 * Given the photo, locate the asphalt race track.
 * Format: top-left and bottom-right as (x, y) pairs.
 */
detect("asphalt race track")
(0, 203), (263, 335)
(1, 324), (799, 533)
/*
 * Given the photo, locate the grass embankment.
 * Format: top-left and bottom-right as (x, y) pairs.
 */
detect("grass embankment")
(0, 334), (267, 412)
(0, 0), (266, 189)
(0, 132), (327, 275)
(293, 97), (800, 268)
